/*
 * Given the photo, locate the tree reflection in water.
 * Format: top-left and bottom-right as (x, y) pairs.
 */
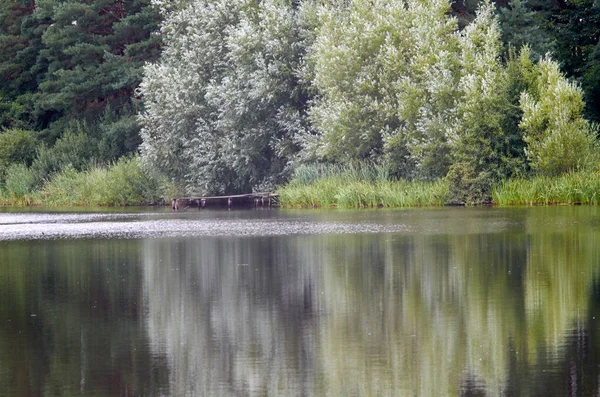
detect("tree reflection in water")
(1, 207), (600, 396)
(142, 208), (600, 396)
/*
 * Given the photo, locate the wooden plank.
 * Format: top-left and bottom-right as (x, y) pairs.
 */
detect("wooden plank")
(176, 193), (278, 201)
(170, 192), (279, 210)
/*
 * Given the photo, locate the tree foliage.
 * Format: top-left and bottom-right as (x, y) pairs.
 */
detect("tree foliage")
(498, 0), (554, 59)
(307, 0), (528, 192)
(0, 0), (161, 157)
(2, 0), (600, 202)
(139, 0), (600, 199)
(520, 56), (597, 175)
(140, 0), (312, 194)
(308, 0), (461, 179)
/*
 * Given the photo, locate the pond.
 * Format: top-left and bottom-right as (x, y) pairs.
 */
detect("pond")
(1, 206), (600, 396)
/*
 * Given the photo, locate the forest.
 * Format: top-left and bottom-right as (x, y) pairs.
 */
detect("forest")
(2, 0), (600, 206)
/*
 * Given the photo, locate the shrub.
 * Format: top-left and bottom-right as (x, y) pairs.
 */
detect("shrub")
(1, 163), (39, 205)
(0, 129), (38, 183)
(30, 131), (95, 188)
(445, 162), (493, 205)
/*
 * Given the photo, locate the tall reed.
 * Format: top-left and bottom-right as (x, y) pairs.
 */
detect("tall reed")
(493, 171), (600, 205)
(278, 163), (448, 208)
(282, 163), (600, 208)
(42, 157), (163, 206)
(0, 163), (42, 205)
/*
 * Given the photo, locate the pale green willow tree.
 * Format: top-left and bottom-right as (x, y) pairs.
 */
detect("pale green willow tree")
(520, 57), (598, 175)
(308, 0), (462, 179)
(139, 0), (313, 194)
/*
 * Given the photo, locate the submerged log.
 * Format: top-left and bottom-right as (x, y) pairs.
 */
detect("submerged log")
(171, 193), (279, 209)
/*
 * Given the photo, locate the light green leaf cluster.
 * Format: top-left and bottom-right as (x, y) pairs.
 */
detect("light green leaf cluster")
(308, 0), (461, 179)
(520, 57), (597, 175)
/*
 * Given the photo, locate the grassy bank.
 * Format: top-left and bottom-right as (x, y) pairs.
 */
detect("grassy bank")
(277, 164), (600, 208)
(277, 164), (449, 208)
(278, 178), (449, 208)
(0, 156), (172, 206)
(493, 171), (600, 205)
(4, 160), (599, 208)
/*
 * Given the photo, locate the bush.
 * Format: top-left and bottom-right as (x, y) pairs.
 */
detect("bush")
(444, 162), (493, 205)
(42, 156), (164, 206)
(0, 129), (38, 183)
(97, 114), (142, 160)
(30, 131), (95, 188)
(1, 163), (40, 205)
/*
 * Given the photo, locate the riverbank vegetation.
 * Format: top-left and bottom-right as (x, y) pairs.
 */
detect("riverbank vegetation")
(493, 171), (600, 206)
(277, 164), (600, 208)
(0, 156), (167, 206)
(3, 0), (600, 206)
(277, 164), (449, 208)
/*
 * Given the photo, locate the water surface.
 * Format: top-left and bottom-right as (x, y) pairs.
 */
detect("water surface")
(1, 206), (599, 396)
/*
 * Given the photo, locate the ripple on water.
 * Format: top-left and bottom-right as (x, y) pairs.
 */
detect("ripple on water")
(0, 213), (412, 241)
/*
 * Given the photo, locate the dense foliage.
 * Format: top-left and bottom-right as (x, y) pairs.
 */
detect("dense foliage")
(139, 0), (313, 194)
(2, 0), (600, 205)
(1, 0), (161, 138)
(0, 0), (161, 197)
(138, 0), (599, 203)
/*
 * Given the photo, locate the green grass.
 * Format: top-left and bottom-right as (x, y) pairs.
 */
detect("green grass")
(277, 163), (449, 208)
(0, 163), (42, 206)
(278, 178), (449, 208)
(5, 159), (600, 208)
(279, 164), (600, 208)
(0, 156), (168, 206)
(493, 170), (600, 206)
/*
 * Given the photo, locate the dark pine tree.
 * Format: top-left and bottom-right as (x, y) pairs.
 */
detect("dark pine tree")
(0, 0), (161, 159)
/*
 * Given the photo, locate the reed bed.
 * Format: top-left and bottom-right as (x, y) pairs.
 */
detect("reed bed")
(278, 164), (449, 208)
(278, 178), (449, 208)
(280, 164), (600, 208)
(0, 163), (43, 205)
(493, 171), (600, 205)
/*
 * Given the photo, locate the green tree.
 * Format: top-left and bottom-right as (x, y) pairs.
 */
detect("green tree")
(0, 0), (161, 159)
(446, 1), (523, 204)
(0, 0), (48, 129)
(547, 0), (600, 123)
(35, 0), (161, 145)
(140, 0), (312, 194)
(520, 56), (598, 175)
(307, 0), (462, 179)
(499, 0), (554, 59)
(0, 0), (38, 98)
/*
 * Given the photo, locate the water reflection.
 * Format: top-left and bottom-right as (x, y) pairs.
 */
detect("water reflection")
(0, 239), (169, 396)
(141, 208), (600, 396)
(142, 237), (319, 396)
(1, 207), (600, 396)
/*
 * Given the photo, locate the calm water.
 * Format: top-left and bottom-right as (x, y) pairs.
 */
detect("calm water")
(1, 206), (600, 396)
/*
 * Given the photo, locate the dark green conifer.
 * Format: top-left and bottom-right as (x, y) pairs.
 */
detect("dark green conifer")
(499, 0), (554, 59)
